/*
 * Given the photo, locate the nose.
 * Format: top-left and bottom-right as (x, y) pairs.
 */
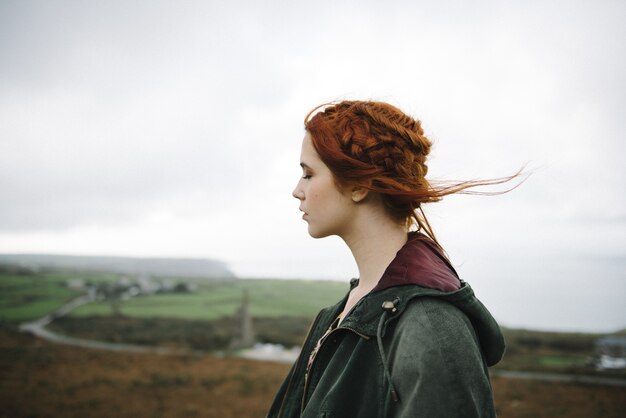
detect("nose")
(292, 179), (304, 200)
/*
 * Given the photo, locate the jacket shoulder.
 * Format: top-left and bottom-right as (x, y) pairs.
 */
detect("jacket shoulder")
(385, 297), (496, 417)
(390, 297), (486, 370)
(396, 296), (477, 338)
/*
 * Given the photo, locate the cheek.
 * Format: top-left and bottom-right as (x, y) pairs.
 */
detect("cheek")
(307, 184), (322, 202)
(307, 177), (338, 209)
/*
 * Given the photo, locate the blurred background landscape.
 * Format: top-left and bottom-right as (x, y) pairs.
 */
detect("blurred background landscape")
(1, 0), (625, 416)
(1, 257), (624, 417)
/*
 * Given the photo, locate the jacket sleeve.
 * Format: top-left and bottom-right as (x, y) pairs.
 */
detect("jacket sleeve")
(385, 298), (497, 418)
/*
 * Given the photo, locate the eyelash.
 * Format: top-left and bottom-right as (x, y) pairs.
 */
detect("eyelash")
(302, 174), (312, 180)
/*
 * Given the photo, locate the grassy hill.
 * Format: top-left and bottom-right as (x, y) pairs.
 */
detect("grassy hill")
(69, 278), (347, 320)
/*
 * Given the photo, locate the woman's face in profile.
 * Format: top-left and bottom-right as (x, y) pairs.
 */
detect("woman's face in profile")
(292, 132), (355, 239)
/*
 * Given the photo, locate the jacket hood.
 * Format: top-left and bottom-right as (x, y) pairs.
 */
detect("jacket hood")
(342, 232), (505, 367)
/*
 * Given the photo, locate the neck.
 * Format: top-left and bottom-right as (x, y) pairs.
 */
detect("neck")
(341, 213), (408, 291)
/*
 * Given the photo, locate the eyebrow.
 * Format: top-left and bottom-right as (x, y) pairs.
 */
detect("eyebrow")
(300, 162), (312, 170)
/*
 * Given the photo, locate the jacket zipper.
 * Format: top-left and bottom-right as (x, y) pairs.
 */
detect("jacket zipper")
(301, 326), (370, 415)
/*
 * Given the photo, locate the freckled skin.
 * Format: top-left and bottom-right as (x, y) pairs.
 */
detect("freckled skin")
(292, 132), (356, 239)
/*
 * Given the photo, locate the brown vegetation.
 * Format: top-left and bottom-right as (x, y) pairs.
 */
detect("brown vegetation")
(492, 376), (625, 418)
(0, 326), (624, 418)
(0, 326), (289, 418)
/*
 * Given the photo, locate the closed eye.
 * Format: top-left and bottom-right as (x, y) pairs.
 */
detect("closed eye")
(300, 162), (313, 180)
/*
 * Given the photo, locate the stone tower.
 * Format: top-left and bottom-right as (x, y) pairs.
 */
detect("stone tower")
(230, 288), (255, 349)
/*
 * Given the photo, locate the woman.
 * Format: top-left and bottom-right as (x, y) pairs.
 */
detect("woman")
(268, 101), (513, 418)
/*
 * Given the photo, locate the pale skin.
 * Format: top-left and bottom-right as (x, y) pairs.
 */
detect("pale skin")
(292, 132), (408, 323)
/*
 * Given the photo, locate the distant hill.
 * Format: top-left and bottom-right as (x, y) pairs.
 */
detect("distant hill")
(0, 254), (235, 279)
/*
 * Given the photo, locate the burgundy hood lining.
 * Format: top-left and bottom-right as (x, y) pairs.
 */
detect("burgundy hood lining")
(371, 232), (461, 293)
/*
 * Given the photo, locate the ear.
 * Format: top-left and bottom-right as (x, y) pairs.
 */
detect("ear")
(351, 185), (370, 203)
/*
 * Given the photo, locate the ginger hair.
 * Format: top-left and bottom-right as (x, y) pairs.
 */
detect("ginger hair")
(304, 100), (522, 245)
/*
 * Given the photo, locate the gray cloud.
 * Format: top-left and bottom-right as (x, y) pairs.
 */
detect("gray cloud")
(0, 0), (304, 231)
(1, 0), (624, 255)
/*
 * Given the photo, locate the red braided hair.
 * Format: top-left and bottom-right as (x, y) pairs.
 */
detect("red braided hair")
(304, 100), (523, 245)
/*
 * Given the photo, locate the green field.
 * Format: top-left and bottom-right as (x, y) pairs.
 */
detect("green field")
(0, 268), (348, 322)
(71, 279), (347, 320)
(0, 270), (83, 321)
(0, 267), (348, 350)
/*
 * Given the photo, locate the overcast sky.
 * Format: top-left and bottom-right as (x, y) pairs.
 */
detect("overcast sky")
(1, 0), (624, 332)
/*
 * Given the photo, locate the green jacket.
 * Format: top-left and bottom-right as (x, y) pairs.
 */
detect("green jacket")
(267, 234), (505, 418)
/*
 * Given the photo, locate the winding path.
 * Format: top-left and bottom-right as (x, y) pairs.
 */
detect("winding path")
(19, 290), (185, 354)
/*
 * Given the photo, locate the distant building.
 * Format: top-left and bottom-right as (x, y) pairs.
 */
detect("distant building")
(593, 336), (626, 370)
(137, 275), (161, 294)
(66, 278), (85, 290)
(115, 276), (132, 288)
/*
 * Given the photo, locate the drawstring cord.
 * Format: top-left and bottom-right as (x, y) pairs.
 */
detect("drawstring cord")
(377, 299), (400, 403)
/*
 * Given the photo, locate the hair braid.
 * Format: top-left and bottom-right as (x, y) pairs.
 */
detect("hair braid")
(304, 100), (524, 245)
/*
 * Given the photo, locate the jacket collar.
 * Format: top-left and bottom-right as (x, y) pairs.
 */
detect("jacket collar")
(321, 231), (504, 366)
(339, 281), (505, 367)
(372, 231), (461, 293)
(331, 232), (465, 337)
(339, 282), (473, 337)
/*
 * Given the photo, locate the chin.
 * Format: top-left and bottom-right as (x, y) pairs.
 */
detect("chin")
(307, 226), (331, 239)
